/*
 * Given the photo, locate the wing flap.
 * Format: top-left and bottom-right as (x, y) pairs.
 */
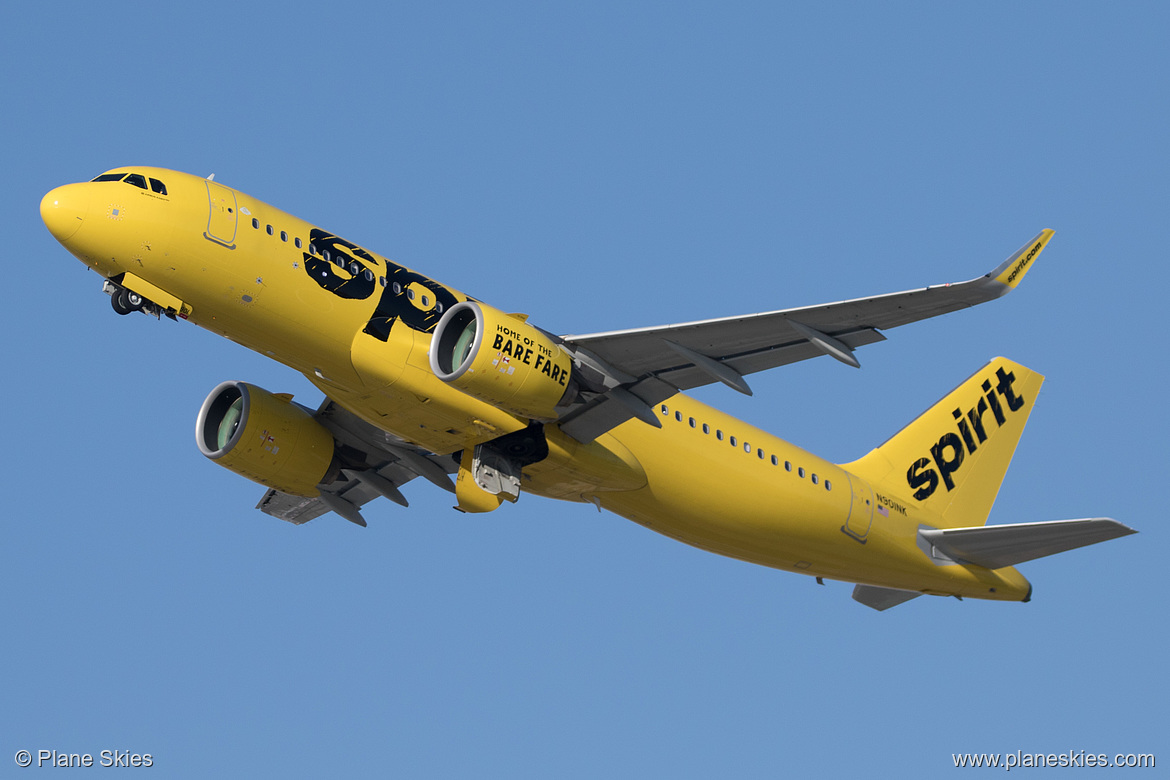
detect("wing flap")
(919, 518), (1136, 569)
(256, 489), (329, 525)
(256, 460), (421, 525)
(658, 327), (886, 390)
(256, 398), (457, 525)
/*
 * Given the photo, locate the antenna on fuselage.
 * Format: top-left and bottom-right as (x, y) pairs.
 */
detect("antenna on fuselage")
(206, 173), (215, 181)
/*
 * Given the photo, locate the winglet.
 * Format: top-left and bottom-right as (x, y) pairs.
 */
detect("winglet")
(987, 229), (1054, 291)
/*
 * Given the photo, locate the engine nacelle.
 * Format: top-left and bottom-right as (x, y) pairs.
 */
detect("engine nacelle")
(196, 381), (334, 497)
(430, 301), (574, 420)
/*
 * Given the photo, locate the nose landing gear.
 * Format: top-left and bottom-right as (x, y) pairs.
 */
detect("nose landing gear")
(110, 287), (144, 315)
(104, 280), (152, 317)
(103, 278), (188, 321)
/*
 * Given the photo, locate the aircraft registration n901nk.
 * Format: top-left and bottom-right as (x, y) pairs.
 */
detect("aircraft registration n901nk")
(41, 167), (1135, 610)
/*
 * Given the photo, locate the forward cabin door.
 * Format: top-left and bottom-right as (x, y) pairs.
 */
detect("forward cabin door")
(204, 180), (238, 249)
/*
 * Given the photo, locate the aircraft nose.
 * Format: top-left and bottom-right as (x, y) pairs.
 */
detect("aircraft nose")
(41, 184), (90, 243)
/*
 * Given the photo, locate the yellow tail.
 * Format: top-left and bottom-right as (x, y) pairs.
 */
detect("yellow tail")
(842, 358), (1044, 528)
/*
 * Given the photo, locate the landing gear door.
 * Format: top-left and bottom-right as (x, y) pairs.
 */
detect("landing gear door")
(204, 180), (238, 249)
(842, 474), (874, 543)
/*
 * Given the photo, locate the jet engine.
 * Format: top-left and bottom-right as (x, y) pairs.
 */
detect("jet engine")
(430, 301), (574, 420)
(196, 381), (334, 496)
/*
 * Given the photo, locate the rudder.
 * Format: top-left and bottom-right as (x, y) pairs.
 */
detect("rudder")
(842, 358), (1044, 528)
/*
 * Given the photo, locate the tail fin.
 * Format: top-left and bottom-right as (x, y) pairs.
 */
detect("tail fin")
(842, 357), (1044, 528)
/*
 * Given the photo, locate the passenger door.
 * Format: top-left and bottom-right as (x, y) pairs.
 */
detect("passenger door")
(204, 180), (238, 248)
(842, 473), (874, 543)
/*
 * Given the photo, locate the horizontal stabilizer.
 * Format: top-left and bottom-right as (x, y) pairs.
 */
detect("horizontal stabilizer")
(852, 585), (922, 611)
(919, 518), (1136, 569)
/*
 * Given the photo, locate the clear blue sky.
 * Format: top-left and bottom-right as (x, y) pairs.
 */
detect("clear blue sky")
(3, 2), (1165, 777)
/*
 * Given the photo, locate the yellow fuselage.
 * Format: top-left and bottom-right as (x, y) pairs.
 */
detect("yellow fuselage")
(42, 167), (1031, 602)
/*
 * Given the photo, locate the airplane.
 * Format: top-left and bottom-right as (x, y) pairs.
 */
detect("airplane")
(40, 167), (1135, 610)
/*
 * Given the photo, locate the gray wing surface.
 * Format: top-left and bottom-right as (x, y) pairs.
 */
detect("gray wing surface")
(556, 231), (1052, 442)
(257, 398), (456, 526)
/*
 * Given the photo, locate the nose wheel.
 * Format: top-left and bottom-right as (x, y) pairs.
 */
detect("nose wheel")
(103, 280), (177, 320)
(110, 287), (144, 315)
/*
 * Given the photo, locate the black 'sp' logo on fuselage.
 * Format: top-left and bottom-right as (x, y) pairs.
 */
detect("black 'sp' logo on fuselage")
(301, 228), (459, 340)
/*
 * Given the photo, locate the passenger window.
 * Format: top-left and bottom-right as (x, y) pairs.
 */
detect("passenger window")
(771, 455), (778, 466)
(295, 237), (303, 249)
(266, 225), (274, 236)
(758, 449), (765, 459)
(798, 467), (806, 478)
(252, 218), (260, 229)
(675, 411), (682, 422)
(744, 442), (751, 453)
(123, 173), (147, 189)
(309, 243), (318, 254)
(148, 178), (167, 195)
(785, 461), (792, 472)
(364, 270), (374, 282)
(323, 249), (331, 263)
(91, 173), (127, 182)
(825, 480), (832, 491)
(436, 302), (444, 313)
(716, 430), (723, 441)
(280, 231), (288, 242)
(811, 474), (818, 485)
(730, 436), (737, 447)
(393, 282), (402, 294)
(379, 277), (387, 287)
(407, 288), (415, 300)
(349, 262), (360, 275)
(702, 423), (710, 434)
(422, 295), (431, 307)
(689, 417), (696, 428)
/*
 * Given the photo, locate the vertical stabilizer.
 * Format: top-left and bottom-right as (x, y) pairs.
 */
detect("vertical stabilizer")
(842, 358), (1044, 528)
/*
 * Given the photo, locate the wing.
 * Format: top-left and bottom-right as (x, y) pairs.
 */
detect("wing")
(257, 398), (457, 526)
(556, 230), (1054, 442)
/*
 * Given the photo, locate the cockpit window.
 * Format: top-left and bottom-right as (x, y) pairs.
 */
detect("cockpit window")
(90, 171), (168, 195)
